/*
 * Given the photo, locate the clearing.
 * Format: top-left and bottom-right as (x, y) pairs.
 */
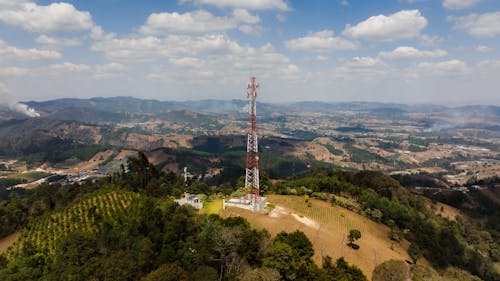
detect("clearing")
(221, 195), (411, 279)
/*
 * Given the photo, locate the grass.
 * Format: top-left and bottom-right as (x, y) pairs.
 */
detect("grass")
(8, 172), (51, 181)
(201, 199), (223, 215)
(9, 161), (26, 170)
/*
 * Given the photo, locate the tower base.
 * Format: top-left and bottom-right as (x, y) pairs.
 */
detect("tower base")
(223, 194), (267, 212)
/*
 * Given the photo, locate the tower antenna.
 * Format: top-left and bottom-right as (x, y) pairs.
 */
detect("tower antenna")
(245, 76), (260, 208)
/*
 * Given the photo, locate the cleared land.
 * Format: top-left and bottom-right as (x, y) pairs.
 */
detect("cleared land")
(221, 195), (410, 279)
(201, 199), (223, 215)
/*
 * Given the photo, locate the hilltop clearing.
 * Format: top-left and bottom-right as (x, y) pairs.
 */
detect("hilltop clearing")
(222, 195), (411, 279)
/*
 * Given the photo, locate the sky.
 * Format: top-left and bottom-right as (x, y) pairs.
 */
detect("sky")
(0, 0), (500, 105)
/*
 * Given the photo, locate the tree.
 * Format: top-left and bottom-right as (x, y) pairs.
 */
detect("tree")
(320, 256), (367, 281)
(347, 229), (361, 248)
(372, 260), (408, 281)
(408, 243), (421, 264)
(140, 263), (188, 281)
(238, 268), (281, 281)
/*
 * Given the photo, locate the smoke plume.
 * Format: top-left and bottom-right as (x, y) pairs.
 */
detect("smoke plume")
(0, 82), (40, 117)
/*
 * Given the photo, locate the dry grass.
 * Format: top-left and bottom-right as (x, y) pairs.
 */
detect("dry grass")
(221, 195), (411, 279)
(68, 149), (115, 173)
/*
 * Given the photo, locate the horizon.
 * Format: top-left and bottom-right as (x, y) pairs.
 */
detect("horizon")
(1, 0), (500, 105)
(19, 95), (500, 108)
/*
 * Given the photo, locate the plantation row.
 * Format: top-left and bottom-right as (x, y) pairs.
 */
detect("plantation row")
(5, 191), (138, 259)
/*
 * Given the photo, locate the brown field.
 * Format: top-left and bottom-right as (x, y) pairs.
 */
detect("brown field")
(69, 149), (115, 173)
(113, 149), (137, 161)
(221, 195), (411, 279)
(0, 232), (20, 254)
(423, 197), (462, 221)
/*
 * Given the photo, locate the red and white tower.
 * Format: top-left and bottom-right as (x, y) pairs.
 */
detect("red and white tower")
(245, 77), (260, 207)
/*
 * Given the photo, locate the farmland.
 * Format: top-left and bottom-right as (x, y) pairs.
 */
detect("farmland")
(4, 191), (138, 259)
(222, 195), (411, 279)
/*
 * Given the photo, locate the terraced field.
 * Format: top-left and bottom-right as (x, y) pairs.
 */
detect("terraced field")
(4, 191), (139, 259)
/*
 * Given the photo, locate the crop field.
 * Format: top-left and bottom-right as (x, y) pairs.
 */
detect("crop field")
(4, 191), (139, 259)
(222, 195), (410, 279)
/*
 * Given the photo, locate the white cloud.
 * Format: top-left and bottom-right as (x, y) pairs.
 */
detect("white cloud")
(419, 34), (442, 47)
(378, 46), (447, 60)
(343, 10), (427, 41)
(140, 10), (236, 34)
(92, 62), (126, 79)
(188, 0), (289, 11)
(276, 14), (286, 22)
(91, 34), (246, 61)
(413, 59), (468, 76)
(443, 0), (481, 10)
(0, 40), (62, 60)
(476, 45), (492, 53)
(35, 35), (82, 47)
(0, 2), (94, 33)
(285, 30), (358, 52)
(0, 66), (29, 77)
(238, 24), (264, 36)
(448, 12), (500, 37)
(95, 63), (125, 73)
(49, 62), (91, 72)
(232, 9), (260, 24)
(139, 9), (260, 35)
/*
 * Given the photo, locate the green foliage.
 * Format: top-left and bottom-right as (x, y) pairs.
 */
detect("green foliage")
(348, 229), (361, 247)
(372, 260), (408, 281)
(140, 264), (188, 281)
(320, 256), (367, 281)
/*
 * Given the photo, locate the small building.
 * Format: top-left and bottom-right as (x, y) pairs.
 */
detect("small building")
(175, 194), (203, 209)
(223, 194), (267, 212)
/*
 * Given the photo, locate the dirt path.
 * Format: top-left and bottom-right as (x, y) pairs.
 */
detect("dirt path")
(0, 231), (20, 254)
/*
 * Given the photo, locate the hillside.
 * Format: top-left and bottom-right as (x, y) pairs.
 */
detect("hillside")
(222, 195), (411, 280)
(4, 191), (139, 258)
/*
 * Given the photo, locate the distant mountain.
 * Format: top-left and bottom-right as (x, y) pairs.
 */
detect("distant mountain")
(19, 96), (499, 116)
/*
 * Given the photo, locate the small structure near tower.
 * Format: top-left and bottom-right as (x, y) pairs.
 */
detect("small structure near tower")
(175, 166), (203, 209)
(223, 77), (267, 212)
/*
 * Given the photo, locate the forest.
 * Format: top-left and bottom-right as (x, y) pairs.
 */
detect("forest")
(0, 153), (498, 280)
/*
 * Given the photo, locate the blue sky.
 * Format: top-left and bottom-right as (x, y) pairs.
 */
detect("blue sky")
(1, 0), (499, 105)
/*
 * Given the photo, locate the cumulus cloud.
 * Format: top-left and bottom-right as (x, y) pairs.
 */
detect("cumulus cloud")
(378, 46), (447, 59)
(140, 10), (236, 34)
(413, 59), (468, 76)
(49, 62), (91, 72)
(139, 9), (260, 35)
(419, 34), (443, 47)
(0, 2), (94, 33)
(285, 30), (358, 52)
(91, 34), (252, 61)
(186, 0), (289, 11)
(343, 10), (427, 41)
(0, 40), (62, 60)
(443, 0), (481, 10)
(35, 35), (82, 47)
(448, 12), (500, 37)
